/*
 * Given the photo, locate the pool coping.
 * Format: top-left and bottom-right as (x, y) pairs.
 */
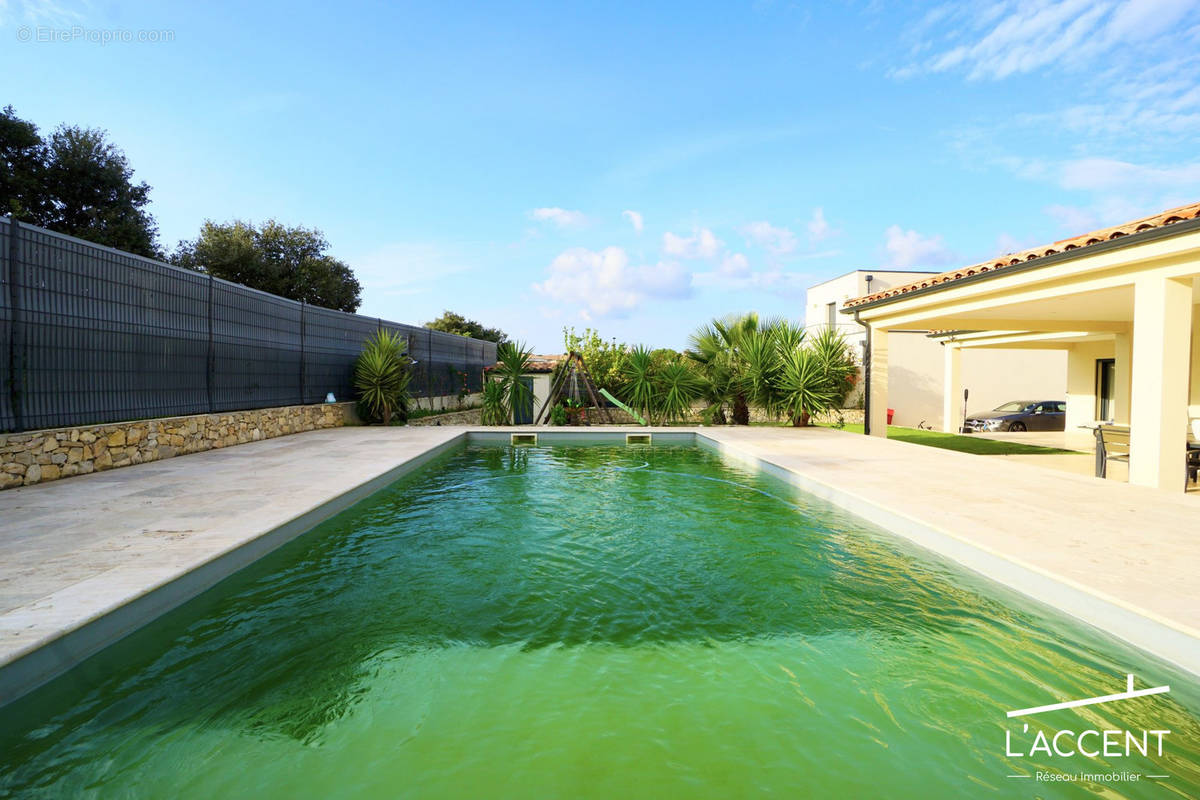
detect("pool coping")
(1, 426), (1198, 707)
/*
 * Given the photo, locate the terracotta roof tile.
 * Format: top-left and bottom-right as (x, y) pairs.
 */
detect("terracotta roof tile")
(483, 354), (565, 374)
(844, 201), (1200, 309)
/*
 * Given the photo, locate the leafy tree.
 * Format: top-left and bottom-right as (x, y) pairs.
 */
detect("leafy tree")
(0, 106), (160, 257)
(1, 106), (45, 220)
(425, 311), (508, 343)
(173, 220), (362, 312)
(561, 326), (629, 395)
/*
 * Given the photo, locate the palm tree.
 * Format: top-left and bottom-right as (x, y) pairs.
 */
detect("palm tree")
(687, 312), (768, 424)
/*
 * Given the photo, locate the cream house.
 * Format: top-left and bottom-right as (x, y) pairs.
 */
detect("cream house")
(844, 202), (1200, 492)
(806, 270), (1065, 429)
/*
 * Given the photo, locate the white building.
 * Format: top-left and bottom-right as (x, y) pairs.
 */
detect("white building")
(805, 270), (1066, 429)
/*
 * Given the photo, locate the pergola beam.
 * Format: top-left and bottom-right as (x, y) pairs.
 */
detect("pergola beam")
(928, 319), (1131, 333)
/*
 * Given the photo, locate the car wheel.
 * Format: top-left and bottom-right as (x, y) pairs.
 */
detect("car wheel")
(1009, 421), (1027, 432)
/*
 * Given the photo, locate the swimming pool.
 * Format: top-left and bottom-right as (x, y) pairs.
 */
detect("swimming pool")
(1, 443), (1197, 798)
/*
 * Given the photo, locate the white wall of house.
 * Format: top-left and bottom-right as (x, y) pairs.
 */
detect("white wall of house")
(887, 334), (1066, 428)
(531, 373), (554, 420)
(1064, 341), (1117, 449)
(805, 270), (940, 352)
(806, 270), (1066, 429)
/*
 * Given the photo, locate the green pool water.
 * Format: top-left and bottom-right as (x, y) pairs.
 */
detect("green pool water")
(1, 444), (1198, 798)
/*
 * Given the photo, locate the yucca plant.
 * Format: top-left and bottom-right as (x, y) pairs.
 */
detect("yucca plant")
(480, 379), (507, 425)
(655, 362), (703, 425)
(809, 326), (857, 397)
(777, 327), (856, 426)
(734, 325), (785, 419)
(620, 345), (658, 423)
(495, 341), (533, 424)
(353, 329), (411, 425)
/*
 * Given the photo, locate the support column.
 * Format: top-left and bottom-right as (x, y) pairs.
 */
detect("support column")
(1129, 276), (1192, 490)
(942, 343), (962, 433)
(1113, 331), (1132, 424)
(1190, 292), (1200, 418)
(868, 326), (889, 437)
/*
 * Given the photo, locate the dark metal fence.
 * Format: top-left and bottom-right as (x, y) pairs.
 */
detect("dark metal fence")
(0, 218), (497, 432)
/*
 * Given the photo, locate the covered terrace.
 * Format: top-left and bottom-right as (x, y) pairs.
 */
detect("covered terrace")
(844, 203), (1200, 492)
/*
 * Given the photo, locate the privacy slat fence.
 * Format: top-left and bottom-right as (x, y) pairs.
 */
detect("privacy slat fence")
(0, 218), (496, 433)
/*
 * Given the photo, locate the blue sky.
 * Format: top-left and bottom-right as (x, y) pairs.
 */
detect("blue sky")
(4, 0), (1199, 351)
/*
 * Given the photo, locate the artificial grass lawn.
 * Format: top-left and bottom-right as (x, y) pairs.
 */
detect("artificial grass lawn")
(823, 423), (1080, 456)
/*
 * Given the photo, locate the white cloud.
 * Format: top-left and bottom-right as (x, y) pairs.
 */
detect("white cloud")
(718, 252), (750, 278)
(529, 207), (587, 228)
(1057, 157), (1200, 192)
(883, 225), (956, 268)
(741, 221), (798, 255)
(533, 246), (692, 318)
(621, 209), (644, 233)
(894, 0), (1200, 81)
(662, 227), (724, 260)
(806, 207), (833, 241)
(891, 3), (1200, 162)
(693, 249), (838, 294)
(0, 0), (87, 26)
(1044, 203), (1098, 232)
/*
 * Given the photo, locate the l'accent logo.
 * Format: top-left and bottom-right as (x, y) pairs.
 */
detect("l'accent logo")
(1007, 674), (1169, 718)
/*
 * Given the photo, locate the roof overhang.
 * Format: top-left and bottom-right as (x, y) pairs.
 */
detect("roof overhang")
(841, 214), (1200, 315)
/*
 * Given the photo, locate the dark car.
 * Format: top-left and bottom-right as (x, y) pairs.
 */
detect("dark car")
(962, 400), (1066, 433)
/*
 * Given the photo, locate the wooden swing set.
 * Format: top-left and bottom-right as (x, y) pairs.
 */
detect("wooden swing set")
(532, 351), (615, 425)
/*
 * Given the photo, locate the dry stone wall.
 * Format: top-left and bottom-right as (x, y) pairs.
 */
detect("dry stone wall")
(1, 403), (352, 490)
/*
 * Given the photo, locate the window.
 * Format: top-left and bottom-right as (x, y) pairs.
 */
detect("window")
(826, 301), (837, 328)
(1096, 359), (1115, 422)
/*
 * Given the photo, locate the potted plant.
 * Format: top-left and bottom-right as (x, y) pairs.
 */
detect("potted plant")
(563, 398), (585, 425)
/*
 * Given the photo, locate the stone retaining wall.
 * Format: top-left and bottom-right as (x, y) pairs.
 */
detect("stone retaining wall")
(407, 408), (483, 426)
(1, 403), (353, 490)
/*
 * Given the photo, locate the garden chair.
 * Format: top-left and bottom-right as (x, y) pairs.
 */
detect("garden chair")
(1093, 424), (1130, 479)
(1189, 419), (1200, 487)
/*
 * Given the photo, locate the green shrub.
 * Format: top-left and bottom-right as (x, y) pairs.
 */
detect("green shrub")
(481, 380), (507, 425)
(353, 330), (411, 425)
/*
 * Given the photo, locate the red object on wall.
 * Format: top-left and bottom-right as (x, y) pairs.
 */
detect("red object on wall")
(887, 408), (895, 425)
